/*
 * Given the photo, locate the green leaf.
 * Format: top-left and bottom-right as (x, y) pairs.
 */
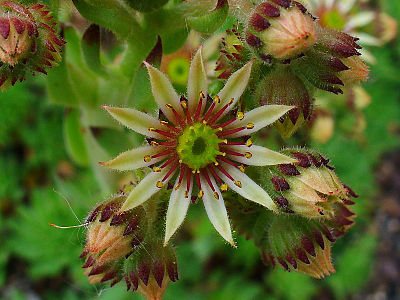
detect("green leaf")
(64, 109), (89, 167)
(326, 234), (377, 299)
(81, 24), (108, 77)
(187, 2), (229, 34)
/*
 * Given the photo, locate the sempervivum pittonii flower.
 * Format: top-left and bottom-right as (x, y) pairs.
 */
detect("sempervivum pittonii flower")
(0, 1), (65, 91)
(246, 0), (317, 62)
(101, 47), (297, 245)
(260, 148), (358, 218)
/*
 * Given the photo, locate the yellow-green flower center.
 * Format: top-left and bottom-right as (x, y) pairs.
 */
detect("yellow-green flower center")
(167, 57), (190, 85)
(177, 122), (223, 170)
(322, 10), (346, 30)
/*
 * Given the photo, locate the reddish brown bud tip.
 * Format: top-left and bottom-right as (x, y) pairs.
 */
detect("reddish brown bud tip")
(0, 19), (10, 39)
(258, 3), (280, 17)
(285, 253), (297, 269)
(250, 13), (270, 31)
(277, 257), (290, 271)
(138, 263), (150, 286)
(270, 0), (291, 8)
(313, 230), (325, 250)
(153, 260), (165, 288)
(167, 261), (179, 282)
(129, 271), (139, 291)
(110, 211), (132, 226)
(294, 248), (310, 264)
(100, 203), (115, 222)
(123, 216), (140, 236)
(89, 264), (106, 276)
(279, 164), (300, 176)
(292, 152), (311, 168)
(301, 236), (316, 257)
(271, 176), (290, 191)
(82, 255), (95, 268)
(101, 271), (117, 283)
(245, 32), (262, 48)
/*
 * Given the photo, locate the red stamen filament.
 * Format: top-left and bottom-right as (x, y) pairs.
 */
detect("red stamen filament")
(152, 148), (175, 159)
(167, 104), (186, 128)
(215, 164), (235, 182)
(160, 154), (178, 168)
(218, 126), (246, 137)
(160, 121), (181, 134)
(150, 128), (176, 139)
(212, 118), (236, 129)
(202, 101), (216, 122)
(194, 96), (204, 121)
(202, 170), (216, 192)
(217, 156), (241, 168)
(162, 162), (179, 182)
(208, 166), (223, 185)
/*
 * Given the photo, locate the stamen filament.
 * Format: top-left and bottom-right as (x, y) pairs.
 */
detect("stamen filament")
(208, 166), (223, 185)
(218, 126), (246, 137)
(215, 164), (235, 182)
(160, 154), (178, 168)
(152, 148), (174, 159)
(149, 128), (176, 139)
(160, 121), (181, 134)
(166, 104), (185, 128)
(162, 162), (179, 182)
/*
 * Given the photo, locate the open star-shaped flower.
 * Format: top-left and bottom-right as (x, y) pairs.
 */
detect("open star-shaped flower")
(101, 48), (296, 246)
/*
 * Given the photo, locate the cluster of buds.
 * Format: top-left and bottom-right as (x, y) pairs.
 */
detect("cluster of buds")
(260, 148), (358, 218)
(80, 186), (178, 298)
(255, 68), (312, 138)
(228, 149), (356, 278)
(0, 1), (65, 91)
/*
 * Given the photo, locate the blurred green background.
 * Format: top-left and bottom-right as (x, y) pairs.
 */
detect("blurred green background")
(1, 1), (400, 299)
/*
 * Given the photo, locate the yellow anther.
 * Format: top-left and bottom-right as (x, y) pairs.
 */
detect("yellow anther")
(156, 181), (163, 188)
(150, 141), (159, 146)
(160, 121), (169, 126)
(237, 111), (244, 120)
(153, 166), (162, 172)
(239, 165), (246, 173)
(192, 169), (196, 174)
(144, 155), (151, 162)
(214, 95), (220, 103)
(246, 138), (253, 147)
(149, 127), (155, 132)
(220, 183), (228, 192)
(185, 190), (189, 198)
(199, 91), (205, 98)
(245, 152), (252, 159)
(214, 162), (219, 166)
(198, 190), (204, 198)
(166, 104), (174, 109)
(221, 152), (226, 157)
(223, 139), (228, 144)
(202, 120), (207, 125)
(197, 169), (200, 174)
(179, 159), (183, 163)
(174, 183), (181, 190)
(234, 181), (242, 188)
(228, 98), (234, 105)
(246, 123), (255, 129)
(180, 100), (187, 108)
(214, 192), (220, 199)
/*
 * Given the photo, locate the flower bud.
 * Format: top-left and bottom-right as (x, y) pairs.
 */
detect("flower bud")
(245, 1), (317, 61)
(215, 28), (248, 79)
(0, 1), (65, 91)
(80, 184), (179, 294)
(260, 149), (358, 218)
(376, 12), (398, 45)
(123, 241), (178, 299)
(124, 0), (168, 12)
(289, 26), (366, 94)
(80, 192), (146, 285)
(255, 68), (312, 138)
(228, 190), (356, 278)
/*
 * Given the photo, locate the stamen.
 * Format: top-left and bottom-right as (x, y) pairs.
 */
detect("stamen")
(220, 148), (245, 157)
(207, 98), (234, 124)
(215, 164), (235, 181)
(239, 165), (246, 173)
(246, 138), (253, 147)
(211, 118), (236, 129)
(218, 156), (241, 169)
(156, 181), (163, 188)
(160, 154), (178, 168)
(153, 166), (162, 172)
(234, 181), (242, 188)
(218, 126), (246, 137)
(194, 93), (204, 121)
(214, 192), (219, 199)
(245, 152), (252, 159)
(208, 166), (223, 185)
(180, 96), (193, 124)
(162, 162), (179, 182)
(237, 112), (244, 120)
(202, 170), (216, 192)
(246, 123), (255, 129)
(144, 155), (151, 162)
(220, 183), (228, 191)
(149, 128), (176, 139)
(152, 148), (174, 159)
(159, 141), (177, 147)
(224, 141), (246, 146)
(202, 101), (216, 122)
(160, 121), (181, 134)
(213, 95), (221, 104)
(166, 104), (185, 128)
(175, 165), (186, 190)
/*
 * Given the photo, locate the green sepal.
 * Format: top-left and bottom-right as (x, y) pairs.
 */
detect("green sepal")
(64, 109), (89, 167)
(187, 1), (229, 34)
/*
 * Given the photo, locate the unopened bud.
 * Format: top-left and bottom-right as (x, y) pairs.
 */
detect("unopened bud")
(0, 1), (65, 91)
(256, 68), (312, 138)
(246, 1), (317, 61)
(261, 149), (358, 218)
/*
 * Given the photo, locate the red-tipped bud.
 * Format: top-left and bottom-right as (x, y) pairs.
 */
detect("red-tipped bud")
(0, 1), (65, 91)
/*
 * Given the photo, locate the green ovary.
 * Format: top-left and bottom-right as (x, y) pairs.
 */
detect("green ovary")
(177, 123), (223, 170)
